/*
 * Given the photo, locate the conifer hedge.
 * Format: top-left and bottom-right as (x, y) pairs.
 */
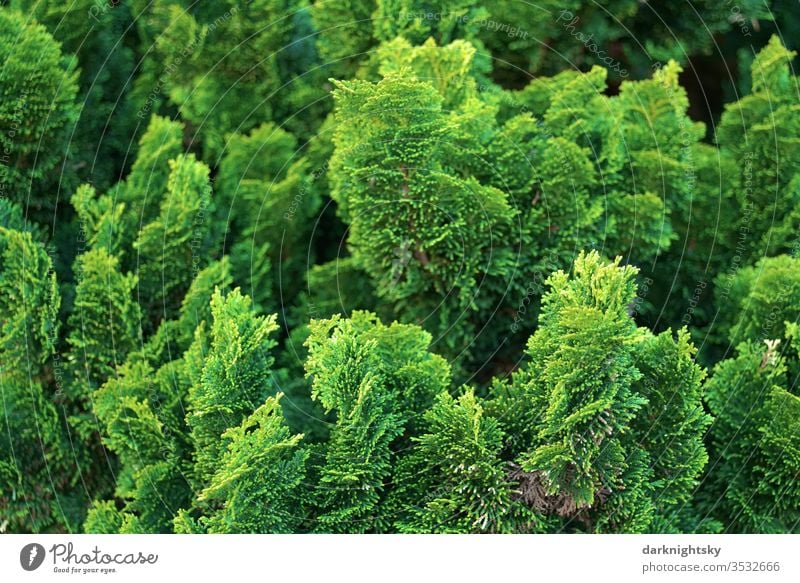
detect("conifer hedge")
(1, 2), (798, 534)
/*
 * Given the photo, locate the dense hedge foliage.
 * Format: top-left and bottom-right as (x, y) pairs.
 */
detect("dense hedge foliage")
(1, 2), (798, 534)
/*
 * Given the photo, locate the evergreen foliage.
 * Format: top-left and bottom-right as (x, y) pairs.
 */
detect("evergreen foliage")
(191, 395), (308, 533)
(389, 389), (540, 533)
(325, 38), (703, 369)
(715, 37), (800, 262)
(303, 311), (450, 532)
(490, 252), (710, 532)
(715, 254), (800, 347)
(185, 288), (279, 486)
(0, 227), (75, 532)
(2, 3), (800, 536)
(133, 154), (215, 322)
(704, 340), (800, 532)
(0, 9), (80, 213)
(10, 0), (140, 191)
(67, 248), (141, 394)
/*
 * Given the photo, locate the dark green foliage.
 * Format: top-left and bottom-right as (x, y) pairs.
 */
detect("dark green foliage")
(704, 339), (800, 532)
(10, 0), (139, 191)
(0, 9), (80, 213)
(133, 154), (215, 323)
(480, 1), (772, 80)
(715, 37), (800, 262)
(144, 258), (233, 367)
(114, 115), (186, 232)
(3, 3), (800, 537)
(373, 0), (488, 52)
(716, 255), (800, 348)
(217, 122), (321, 313)
(147, 0), (325, 157)
(71, 115), (187, 264)
(632, 330), (710, 515)
(309, 0), (786, 86)
(0, 227), (74, 532)
(311, 0), (376, 78)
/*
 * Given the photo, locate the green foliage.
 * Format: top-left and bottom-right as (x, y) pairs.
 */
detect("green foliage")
(217, 122), (321, 312)
(492, 252), (710, 532)
(0, 9), (79, 213)
(71, 115), (187, 263)
(116, 115), (187, 230)
(304, 311), (450, 531)
(186, 289), (279, 485)
(0, 227), (74, 532)
(90, 357), (192, 533)
(326, 39), (703, 370)
(0, 228), (59, 368)
(192, 395), (308, 533)
(133, 154), (215, 324)
(84, 264), (237, 534)
(83, 500), (125, 534)
(390, 390), (540, 533)
(4, 3), (800, 537)
(715, 36), (800, 262)
(715, 255), (800, 347)
(311, 0), (376, 79)
(10, 0), (139, 191)
(144, 258), (233, 367)
(67, 248), (141, 393)
(480, 1), (771, 80)
(704, 339), (800, 532)
(328, 45), (514, 358)
(147, 0), (324, 157)
(512, 252), (652, 531)
(309, 0), (782, 84)
(373, 0), (487, 47)
(631, 329), (711, 523)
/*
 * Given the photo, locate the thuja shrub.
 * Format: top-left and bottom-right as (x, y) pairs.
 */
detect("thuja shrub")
(714, 254), (800, 348)
(387, 389), (543, 533)
(487, 252), (711, 532)
(303, 311), (451, 532)
(703, 338), (800, 533)
(0, 9), (80, 213)
(143, 0), (326, 157)
(633, 36), (800, 350)
(190, 395), (309, 534)
(310, 0), (784, 82)
(325, 38), (700, 367)
(0, 227), (77, 532)
(10, 0), (140, 191)
(4, 2), (800, 537)
(715, 37), (800, 263)
(84, 263), (234, 534)
(479, 0), (772, 79)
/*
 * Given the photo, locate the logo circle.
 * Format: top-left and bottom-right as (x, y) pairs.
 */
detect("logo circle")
(20, 543), (46, 571)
